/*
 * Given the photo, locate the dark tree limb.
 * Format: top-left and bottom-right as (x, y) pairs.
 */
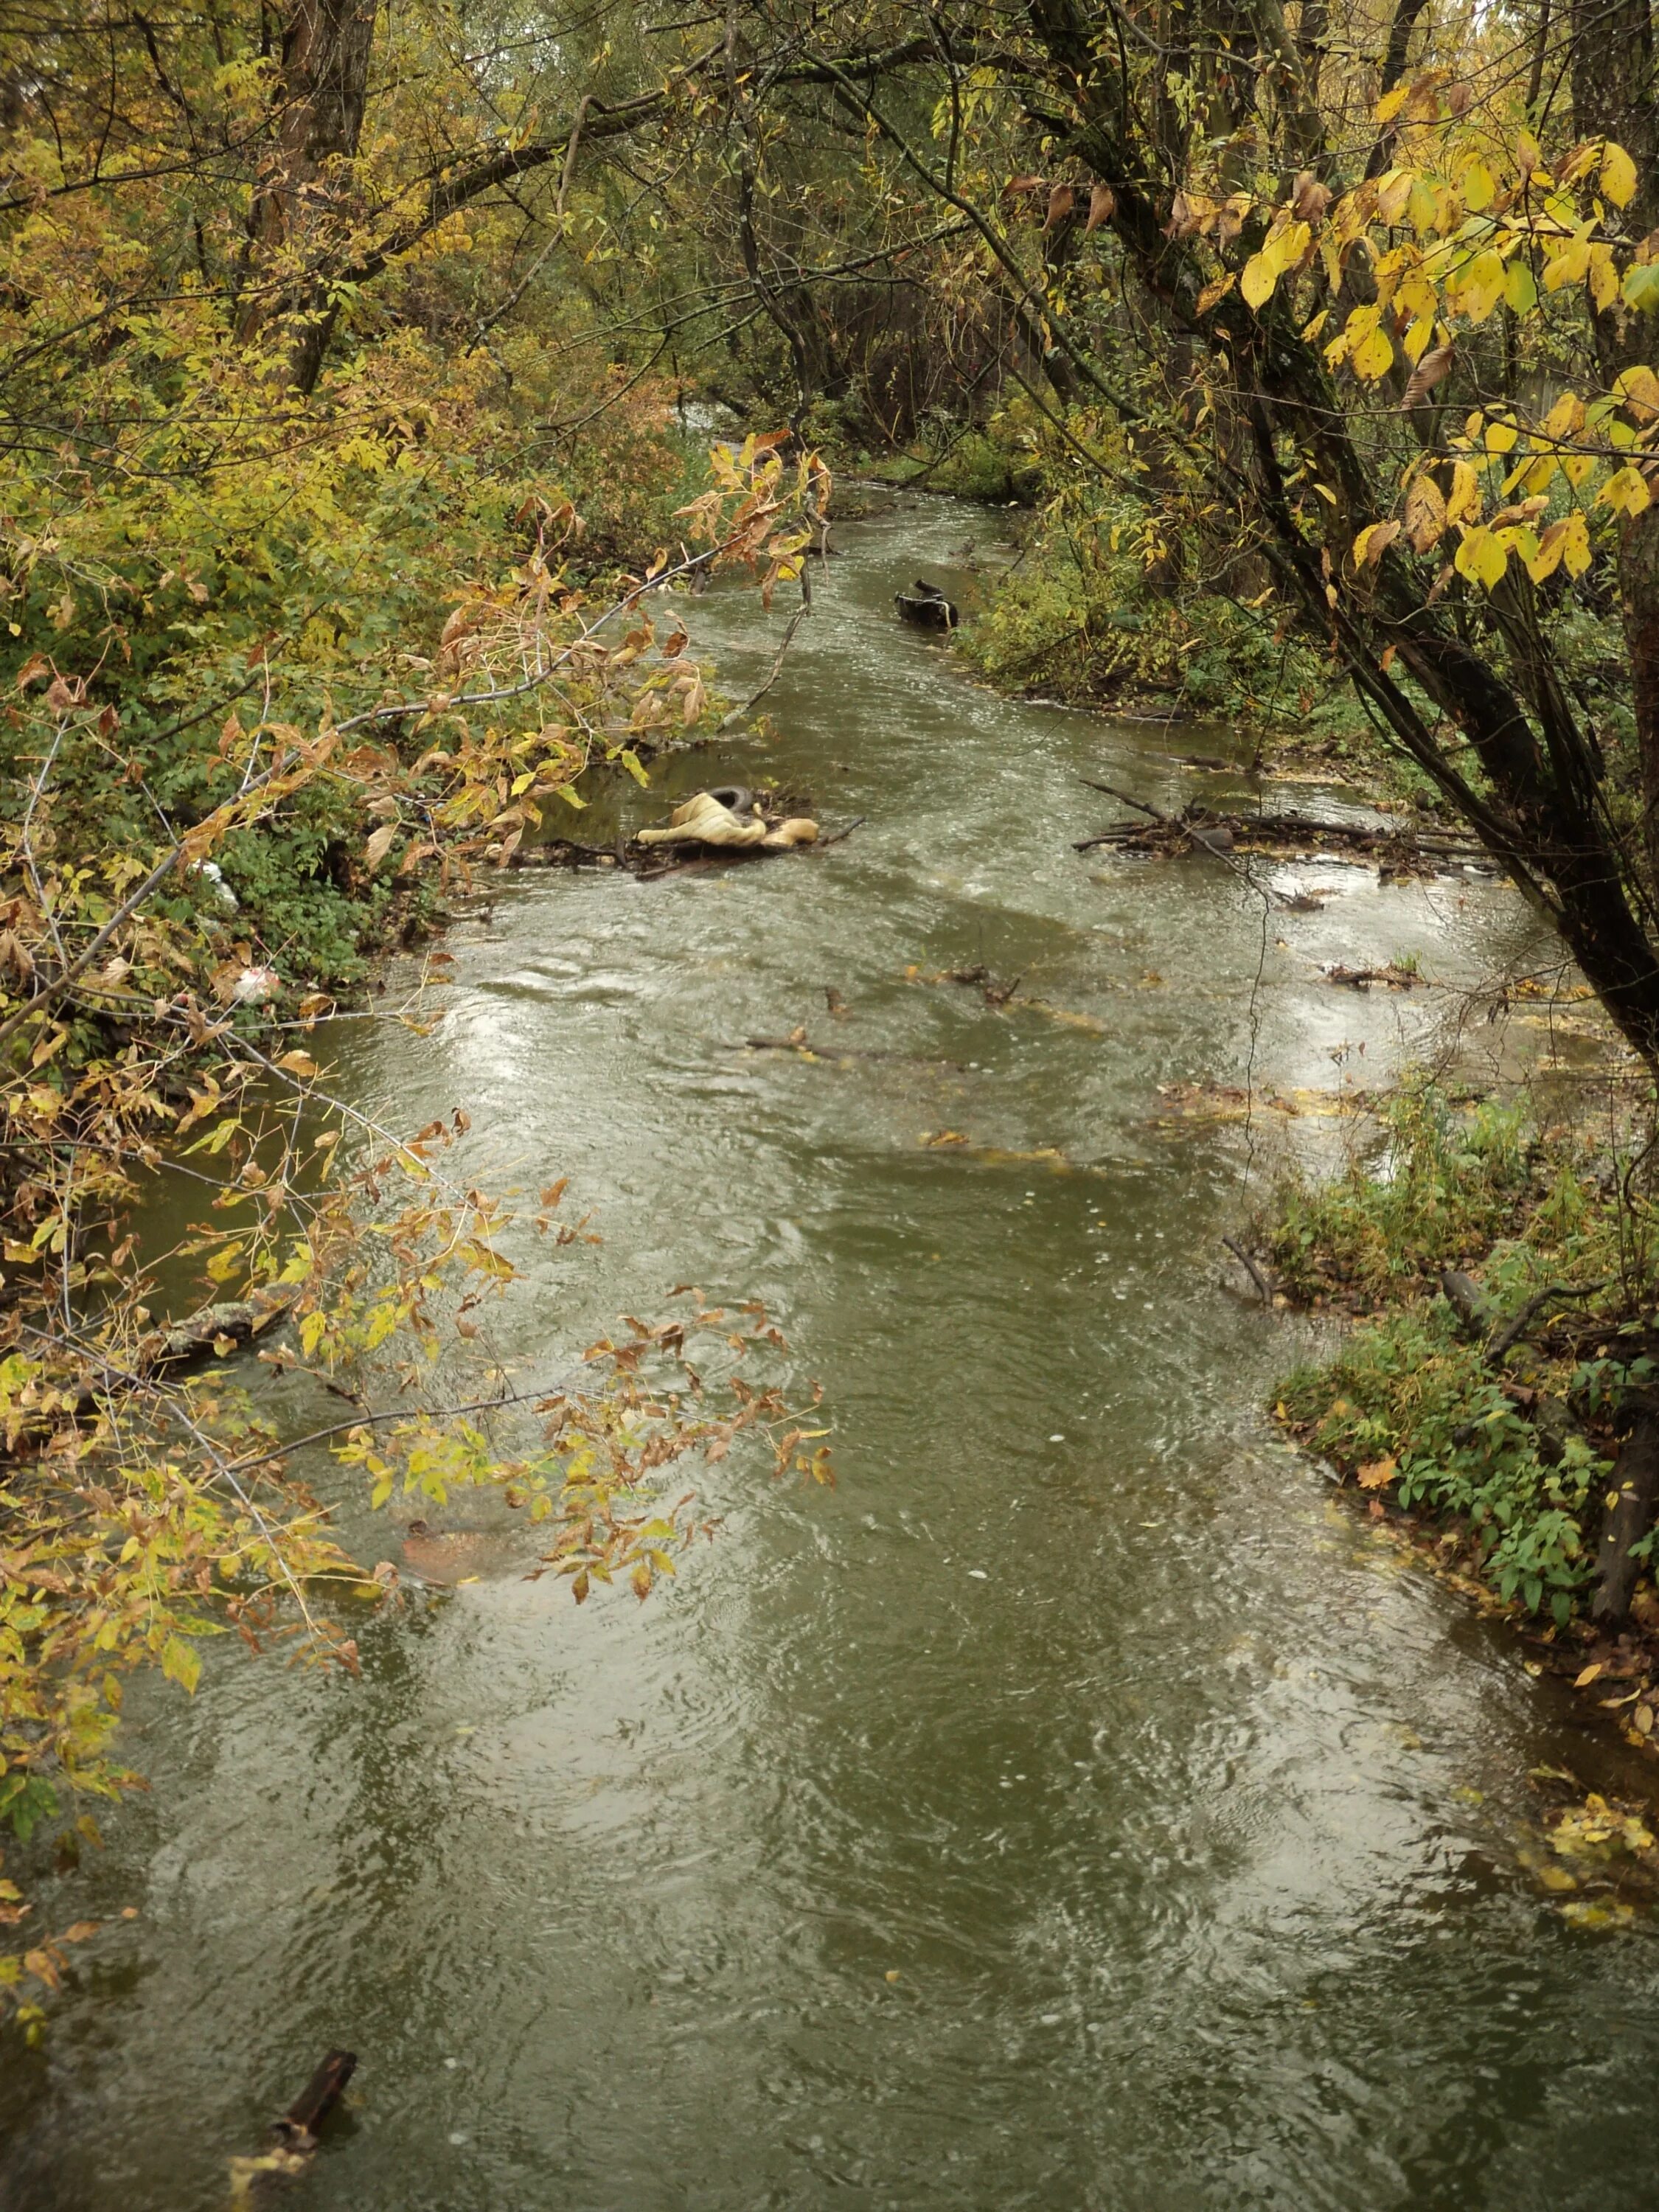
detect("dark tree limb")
(273, 2048), (358, 2149)
(1593, 1411), (1659, 1625)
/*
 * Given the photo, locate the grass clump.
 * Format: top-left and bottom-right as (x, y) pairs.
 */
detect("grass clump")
(1262, 1079), (1652, 1624)
(1265, 1082), (1533, 1304)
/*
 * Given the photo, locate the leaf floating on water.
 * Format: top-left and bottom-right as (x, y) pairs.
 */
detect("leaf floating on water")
(1559, 1898), (1636, 1928)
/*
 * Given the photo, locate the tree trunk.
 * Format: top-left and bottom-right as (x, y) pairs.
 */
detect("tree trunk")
(1593, 1410), (1659, 1626)
(239, 0), (377, 395)
(1571, 0), (1659, 906)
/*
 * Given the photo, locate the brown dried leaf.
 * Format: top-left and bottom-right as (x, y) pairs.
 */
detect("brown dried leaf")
(1402, 342), (1454, 410)
(1405, 473), (1448, 552)
(1291, 170), (1332, 223)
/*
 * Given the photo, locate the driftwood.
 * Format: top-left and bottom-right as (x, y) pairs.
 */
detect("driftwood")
(938, 964), (1022, 1006)
(741, 1032), (967, 1068)
(505, 813), (861, 881)
(1323, 962), (1424, 990)
(1074, 784), (1491, 878)
(229, 2049), (357, 2199)
(139, 1286), (296, 1370)
(1222, 1234), (1275, 1303)
(59, 1286), (298, 1425)
(274, 2050), (358, 2147)
(896, 582), (958, 629)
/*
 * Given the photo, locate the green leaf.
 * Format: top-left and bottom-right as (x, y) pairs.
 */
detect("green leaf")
(1502, 257), (1537, 316)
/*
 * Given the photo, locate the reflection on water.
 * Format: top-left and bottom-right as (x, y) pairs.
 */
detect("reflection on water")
(4, 495), (1658, 2212)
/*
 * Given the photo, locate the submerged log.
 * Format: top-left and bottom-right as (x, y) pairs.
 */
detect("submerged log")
(896, 581), (959, 630)
(1074, 790), (1491, 875)
(274, 2049), (358, 2149)
(141, 1286), (297, 1369)
(229, 2049), (357, 2199)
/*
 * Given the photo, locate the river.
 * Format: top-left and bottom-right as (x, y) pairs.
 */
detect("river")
(4, 493), (1658, 2211)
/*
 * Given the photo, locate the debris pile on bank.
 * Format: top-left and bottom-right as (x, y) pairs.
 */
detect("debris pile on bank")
(1074, 789), (1494, 880)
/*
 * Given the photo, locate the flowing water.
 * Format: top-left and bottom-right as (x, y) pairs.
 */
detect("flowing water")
(5, 495), (1659, 2211)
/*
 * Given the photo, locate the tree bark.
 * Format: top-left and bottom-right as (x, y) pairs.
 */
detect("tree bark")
(1592, 1409), (1659, 1626)
(239, 0), (377, 395)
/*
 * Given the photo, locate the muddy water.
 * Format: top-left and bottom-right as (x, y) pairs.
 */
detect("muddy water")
(5, 496), (1659, 2212)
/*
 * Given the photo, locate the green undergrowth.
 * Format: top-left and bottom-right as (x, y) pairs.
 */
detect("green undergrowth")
(3, 397), (711, 995)
(1265, 1079), (1659, 1624)
(950, 517), (1435, 796)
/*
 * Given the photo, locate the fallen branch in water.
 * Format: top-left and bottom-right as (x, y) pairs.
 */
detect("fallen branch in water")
(1222, 1234), (1275, 1303)
(230, 2049), (357, 2200)
(720, 599), (811, 729)
(1074, 785), (1491, 879)
(1322, 962), (1425, 990)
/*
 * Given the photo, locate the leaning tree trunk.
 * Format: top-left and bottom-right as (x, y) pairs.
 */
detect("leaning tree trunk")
(239, 0), (377, 396)
(1571, 0), (1659, 900)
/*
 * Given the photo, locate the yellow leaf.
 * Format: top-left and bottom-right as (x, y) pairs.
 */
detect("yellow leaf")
(1374, 88), (1410, 125)
(1484, 420), (1519, 454)
(1561, 509), (1593, 575)
(1614, 364), (1659, 422)
(1455, 249), (1506, 323)
(1352, 324), (1394, 380)
(1544, 231), (1593, 291)
(1446, 459), (1483, 526)
(1352, 519), (1402, 568)
(1240, 251), (1278, 310)
(1455, 525), (1508, 589)
(364, 821), (397, 872)
(1196, 271), (1235, 315)
(1462, 160), (1495, 213)
(1574, 1663), (1604, 1688)
(1601, 140), (1638, 208)
(1376, 171), (1413, 224)
(1541, 391), (1585, 441)
(1590, 246), (1619, 313)
(160, 1637), (201, 1695)
(1357, 1455), (1397, 1489)
(1600, 465), (1652, 515)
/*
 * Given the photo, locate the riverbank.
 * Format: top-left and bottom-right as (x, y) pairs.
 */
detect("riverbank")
(1245, 1070), (1659, 1793)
